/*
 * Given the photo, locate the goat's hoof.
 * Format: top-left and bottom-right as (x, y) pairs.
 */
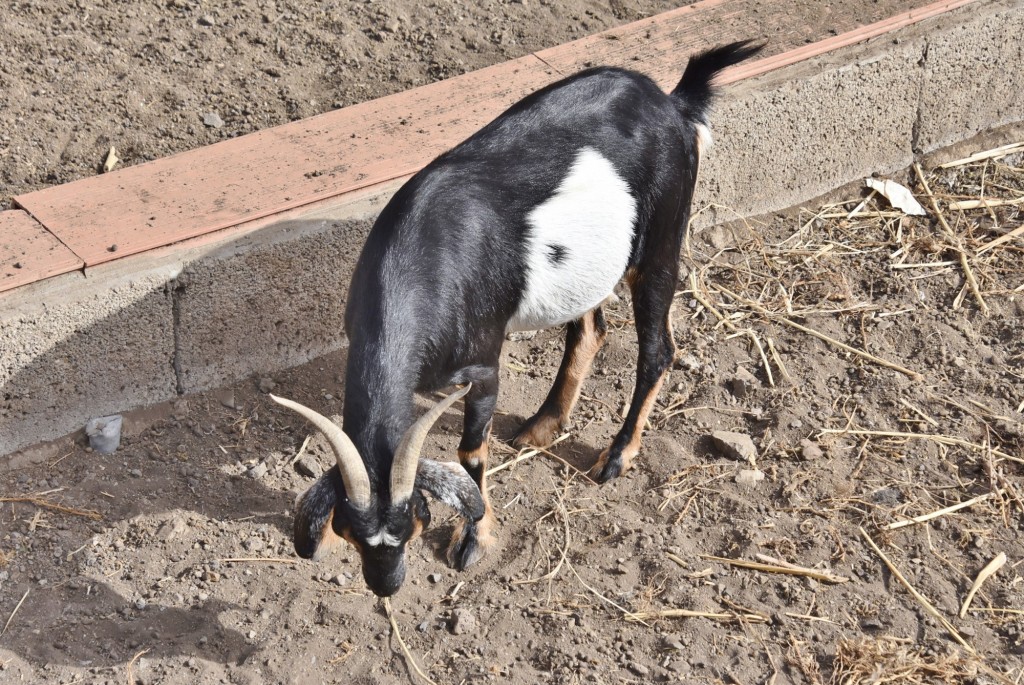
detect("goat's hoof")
(446, 518), (495, 570)
(512, 412), (562, 448)
(588, 448), (629, 483)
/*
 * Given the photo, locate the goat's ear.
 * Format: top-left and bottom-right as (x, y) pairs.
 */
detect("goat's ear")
(294, 466), (348, 560)
(414, 460), (485, 521)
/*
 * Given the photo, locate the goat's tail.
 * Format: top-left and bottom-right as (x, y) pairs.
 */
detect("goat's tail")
(671, 40), (765, 122)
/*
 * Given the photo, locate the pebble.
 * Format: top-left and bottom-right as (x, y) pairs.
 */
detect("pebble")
(418, 621), (430, 632)
(157, 516), (187, 541)
(427, 573), (443, 584)
(203, 112), (225, 128)
(258, 377), (276, 393)
(451, 608), (476, 635)
(330, 573), (349, 586)
(198, 15), (216, 26)
(710, 430), (757, 464)
(628, 662), (650, 677)
(197, 592), (209, 602)
(248, 462), (268, 479)
(295, 455), (322, 479)
(799, 438), (824, 460)
(135, 598), (147, 610)
(129, 468), (143, 478)
(735, 468), (766, 487)
(729, 367), (759, 397)
(243, 537), (265, 552)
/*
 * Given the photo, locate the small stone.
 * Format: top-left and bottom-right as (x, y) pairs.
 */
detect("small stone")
(247, 630), (257, 639)
(628, 662), (650, 677)
(678, 354), (701, 371)
(243, 537), (265, 552)
(735, 469), (765, 487)
(157, 516), (187, 541)
(451, 608), (476, 635)
(203, 112), (224, 128)
(729, 367), (759, 398)
(799, 439), (824, 460)
(248, 462), (268, 479)
(197, 592), (209, 602)
(959, 626), (977, 637)
(129, 468), (143, 478)
(198, 15), (216, 26)
(711, 430), (757, 464)
(417, 621), (430, 632)
(295, 455), (322, 479)
(135, 598), (147, 610)
(258, 377), (276, 393)
(427, 573), (443, 584)
(330, 573), (348, 586)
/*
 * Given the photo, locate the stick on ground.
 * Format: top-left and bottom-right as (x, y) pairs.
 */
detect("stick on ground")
(960, 552), (1007, 618)
(859, 527), (974, 654)
(383, 597), (438, 685)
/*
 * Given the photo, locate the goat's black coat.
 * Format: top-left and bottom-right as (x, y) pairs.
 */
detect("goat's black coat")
(290, 41), (764, 595)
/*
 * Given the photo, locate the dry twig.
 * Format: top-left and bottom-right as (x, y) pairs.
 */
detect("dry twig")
(959, 552), (1007, 618)
(383, 597), (438, 685)
(702, 554), (849, 584)
(859, 527), (974, 654)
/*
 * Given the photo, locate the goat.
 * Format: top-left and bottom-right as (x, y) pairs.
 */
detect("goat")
(271, 40), (764, 596)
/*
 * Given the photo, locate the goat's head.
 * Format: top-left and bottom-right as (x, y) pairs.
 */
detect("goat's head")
(270, 386), (482, 596)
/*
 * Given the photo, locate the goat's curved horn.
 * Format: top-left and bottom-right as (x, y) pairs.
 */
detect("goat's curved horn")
(390, 384), (472, 504)
(269, 395), (371, 510)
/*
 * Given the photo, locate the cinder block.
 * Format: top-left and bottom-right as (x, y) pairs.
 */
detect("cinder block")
(915, 1), (1024, 153)
(0, 264), (177, 455)
(173, 217), (373, 394)
(693, 39), (924, 230)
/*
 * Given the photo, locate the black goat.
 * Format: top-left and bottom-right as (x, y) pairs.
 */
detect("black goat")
(272, 40), (764, 596)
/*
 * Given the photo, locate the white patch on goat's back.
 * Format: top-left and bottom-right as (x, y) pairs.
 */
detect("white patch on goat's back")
(696, 123), (713, 157)
(508, 148), (636, 332)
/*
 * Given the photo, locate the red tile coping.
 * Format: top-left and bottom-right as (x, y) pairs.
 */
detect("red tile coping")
(8, 0), (970, 283)
(0, 210), (83, 294)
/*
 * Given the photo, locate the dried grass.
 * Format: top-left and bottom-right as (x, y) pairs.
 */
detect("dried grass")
(830, 637), (992, 685)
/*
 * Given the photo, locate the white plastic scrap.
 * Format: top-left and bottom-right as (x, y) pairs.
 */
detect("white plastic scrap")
(865, 178), (927, 216)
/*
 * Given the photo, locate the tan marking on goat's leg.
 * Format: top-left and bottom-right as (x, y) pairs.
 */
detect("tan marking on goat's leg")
(620, 369), (669, 468)
(457, 432), (496, 551)
(514, 309), (607, 448)
(590, 369), (669, 478)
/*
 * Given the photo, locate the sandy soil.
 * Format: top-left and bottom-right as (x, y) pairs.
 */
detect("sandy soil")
(1, 151), (1022, 684)
(2, 0), (915, 209)
(2, 1), (1023, 683)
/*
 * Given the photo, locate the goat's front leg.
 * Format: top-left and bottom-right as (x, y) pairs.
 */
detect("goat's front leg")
(448, 369), (499, 569)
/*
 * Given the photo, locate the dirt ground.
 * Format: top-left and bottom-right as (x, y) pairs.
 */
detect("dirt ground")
(2, 1), (1023, 684)
(0, 0), (917, 209)
(2, 148), (1023, 683)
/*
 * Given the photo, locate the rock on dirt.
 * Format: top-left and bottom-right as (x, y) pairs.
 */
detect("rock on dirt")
(451, 608), (476, 635)
(295, 454), (322, 479)
(202, 112), (225, 128)
(799, 438), (824, 460)
(711, 430), (757, 464)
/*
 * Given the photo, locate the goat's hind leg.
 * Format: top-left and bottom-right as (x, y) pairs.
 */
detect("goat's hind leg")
(513, 306), (608, 448)
(448, 370), (499, 569)
(590, 271), (676, 483)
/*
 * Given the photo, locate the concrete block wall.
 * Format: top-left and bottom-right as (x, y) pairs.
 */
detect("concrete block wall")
(2, 0), (1023, 459)
(693, 0), (1024, 229)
